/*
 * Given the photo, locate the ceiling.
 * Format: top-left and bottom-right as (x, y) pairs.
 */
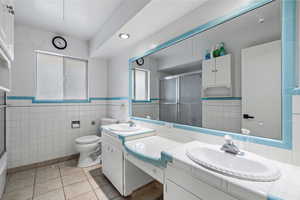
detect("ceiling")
(15, 0), (125, 40)
(90, 0), (209, 57)
(15, 0), (210, 58)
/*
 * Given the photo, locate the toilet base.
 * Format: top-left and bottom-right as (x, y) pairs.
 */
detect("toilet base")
(77, 154), (101, 168)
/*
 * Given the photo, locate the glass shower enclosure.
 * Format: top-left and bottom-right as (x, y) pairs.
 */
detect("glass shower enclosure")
(159, 71), (202, 127)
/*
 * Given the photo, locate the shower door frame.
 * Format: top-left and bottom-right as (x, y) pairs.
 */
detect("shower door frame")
(159, 71), (202, 125)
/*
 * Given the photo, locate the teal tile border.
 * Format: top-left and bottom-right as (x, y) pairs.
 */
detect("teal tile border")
(132, 98), (160, 103)
(7, 96), (129, 103)
(267, 195), (283, 200)
(128, 0), (296, 150)
(201, 97), (241, 101)
(119, 134), (173, 168)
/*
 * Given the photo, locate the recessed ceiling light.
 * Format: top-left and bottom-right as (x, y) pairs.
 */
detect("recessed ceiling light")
(119, 33), (130, 39)
(258, 17), (265, 23)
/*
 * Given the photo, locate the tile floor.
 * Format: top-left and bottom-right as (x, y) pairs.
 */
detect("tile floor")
(2, 159), (163, 200)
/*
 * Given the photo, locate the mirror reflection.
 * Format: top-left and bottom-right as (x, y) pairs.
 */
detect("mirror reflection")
(131, 1), (281, 140)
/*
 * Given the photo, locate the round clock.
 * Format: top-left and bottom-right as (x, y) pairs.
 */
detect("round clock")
(52, 36), (67, 50)
(136, 58), (144, 66)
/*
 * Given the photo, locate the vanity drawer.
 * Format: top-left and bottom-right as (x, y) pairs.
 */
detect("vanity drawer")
(166, 165), (238, 200)
(125, 153), (164, 183)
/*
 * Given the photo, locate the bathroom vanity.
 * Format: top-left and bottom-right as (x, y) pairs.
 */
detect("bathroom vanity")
(101, 124), (156, 196)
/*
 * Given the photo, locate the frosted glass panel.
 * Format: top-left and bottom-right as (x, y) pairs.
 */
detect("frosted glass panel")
(135, 69), (148, 100)
(64, 58), (87, 99)
(36, 53), (63, 99)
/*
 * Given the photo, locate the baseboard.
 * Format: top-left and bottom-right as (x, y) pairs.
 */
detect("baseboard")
(7, 154), (79, 174)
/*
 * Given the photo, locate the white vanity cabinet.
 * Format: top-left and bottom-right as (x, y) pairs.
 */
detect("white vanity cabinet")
(102, 131), (124, 194)
(164, 164), (238, 200)
(0, 0), (14, 60)
(101, 129), (155, 197)
(202, 54), (231, 93)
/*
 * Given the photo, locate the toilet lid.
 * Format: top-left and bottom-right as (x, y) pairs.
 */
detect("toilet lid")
(75, 135), (101, 144)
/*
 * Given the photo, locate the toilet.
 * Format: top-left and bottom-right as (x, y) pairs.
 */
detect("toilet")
(75, 118), (117, 168)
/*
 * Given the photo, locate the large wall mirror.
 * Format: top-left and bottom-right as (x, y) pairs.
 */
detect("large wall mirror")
(129, 0), (296, 148)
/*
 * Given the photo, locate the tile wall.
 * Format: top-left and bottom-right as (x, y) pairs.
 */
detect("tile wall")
(202, 100), (241, 133)
(6, 102), (107, 169)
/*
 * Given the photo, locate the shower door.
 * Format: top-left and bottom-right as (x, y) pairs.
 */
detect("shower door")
(178, 73), (202, 127)
(159, 77), (178, 123)
(159, 72), (202, 126)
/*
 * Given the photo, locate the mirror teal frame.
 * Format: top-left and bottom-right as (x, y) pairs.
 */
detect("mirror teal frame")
(128, 0), (296, 150)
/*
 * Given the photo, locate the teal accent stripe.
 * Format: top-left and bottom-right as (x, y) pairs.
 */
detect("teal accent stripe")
(201, 97), (241, 101)
(267, 195), (283, 200)
(7, 96), (128, 103)
(123, 144), (166, 167)
(132, 98), (160, 103)
(7, 96), (34, 100)
(131, 117), (166, 126)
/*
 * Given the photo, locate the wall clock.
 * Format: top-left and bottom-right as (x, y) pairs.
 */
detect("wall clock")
(52, 36), (67, 50)
(136, 58), (144, 66)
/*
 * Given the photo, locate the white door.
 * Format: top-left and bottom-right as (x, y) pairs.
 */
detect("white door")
(241, 40), (281, 139)
(202, 58), (215, 89)
(164, 180), (200, 200)
(215, 54), (231, 87)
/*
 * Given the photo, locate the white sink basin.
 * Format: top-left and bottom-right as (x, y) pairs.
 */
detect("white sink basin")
(186, 146), (281, 182)
(109, 123), (140, 132)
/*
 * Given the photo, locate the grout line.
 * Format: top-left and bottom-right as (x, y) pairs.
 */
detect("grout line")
(31, 168), (37, 200)
(58, 165), (67, 200)
(84, 168), (100, 200)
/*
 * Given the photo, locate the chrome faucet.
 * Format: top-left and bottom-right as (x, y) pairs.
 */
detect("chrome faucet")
(221, 135), (243, 155)
(127, 121), (136, 127)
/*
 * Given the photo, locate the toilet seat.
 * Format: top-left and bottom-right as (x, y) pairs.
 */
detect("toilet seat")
(75, 135), (100, 145)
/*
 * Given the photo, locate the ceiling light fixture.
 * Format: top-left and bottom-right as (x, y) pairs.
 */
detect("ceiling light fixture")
(119, 33), (130, 39)
(258, 17), (265, 23)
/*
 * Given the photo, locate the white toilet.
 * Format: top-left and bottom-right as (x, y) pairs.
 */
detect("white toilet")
(75, 135), (101, 168)
(75, 118), (117, 168)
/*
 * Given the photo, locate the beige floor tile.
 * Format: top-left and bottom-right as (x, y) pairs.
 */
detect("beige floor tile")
(88, 174), (110, 190)
(36, 167), (61, 184)
(94, 184), (120, 200)
(62, 171), (87, 186)
(60, 166), (83, 177)
(5, 175), (35, 193)
(8, 169), (36, 182)
(33, 188), (65, 200)
(64, 180), (93, 199)
(34, 177), (63, 197)
(2, 186), (34, 200)
(70, 191), (98, 200)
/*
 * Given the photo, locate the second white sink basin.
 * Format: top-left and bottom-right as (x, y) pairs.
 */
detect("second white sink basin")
(109, 123), (140, 132)
(186, 145), (281, 182)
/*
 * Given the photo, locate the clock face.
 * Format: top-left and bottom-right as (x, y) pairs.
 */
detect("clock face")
(52, 36), (67, 50)
(136, 58), (144, 66)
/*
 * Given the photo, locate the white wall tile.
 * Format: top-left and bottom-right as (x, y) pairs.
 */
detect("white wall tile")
(6, 104), (107, 169)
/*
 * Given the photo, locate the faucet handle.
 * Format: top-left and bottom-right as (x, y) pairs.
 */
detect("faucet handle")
(224, 135), (233, 144)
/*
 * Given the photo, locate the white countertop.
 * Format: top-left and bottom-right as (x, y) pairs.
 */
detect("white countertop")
(102, 124), (155, 138)
(164, 141), (300, 200)
(125, 136), (181, 160)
